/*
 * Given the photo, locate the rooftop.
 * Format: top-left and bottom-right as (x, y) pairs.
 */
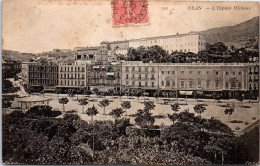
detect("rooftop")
(102, 31), (205, 44)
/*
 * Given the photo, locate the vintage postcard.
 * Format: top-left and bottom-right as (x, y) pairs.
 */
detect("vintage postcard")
(2, 0), (259, 165)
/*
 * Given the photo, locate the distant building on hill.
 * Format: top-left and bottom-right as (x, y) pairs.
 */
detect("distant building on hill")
(101, 32), (206, 55)
(74, 46), (109, 61)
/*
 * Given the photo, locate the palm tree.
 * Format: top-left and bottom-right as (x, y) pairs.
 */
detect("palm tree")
(59, 97), (69, 112)
(224, 108), (234, 122)
(78, 98), (89, 114)
(144, 101), (156, 112)
(85, 105), (99, 158)
(167, 113), (178, 125)
(167, 103), (181, 124)
(98, 99), (110, 115)
(121, 101), (131, 116)
(85, 105), (99, 122)
(109, 108), (125, 122)
(134, 109), (155, 134)
(171, 103), (180, 113)
(193, 104), (206, 117)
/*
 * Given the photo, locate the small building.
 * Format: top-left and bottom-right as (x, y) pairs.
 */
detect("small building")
(17, 96), (52, 112)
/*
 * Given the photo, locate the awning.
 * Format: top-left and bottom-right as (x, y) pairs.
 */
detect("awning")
(196, 91), (204, 95)
(101, 66), (106, 69)
(107, 72), (114, 76)
(143, 92), (149, 96)
(93, 66), (100, 69)
(179, 91), (193, 96)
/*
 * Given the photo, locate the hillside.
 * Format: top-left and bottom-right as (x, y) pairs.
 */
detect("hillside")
(201, 16), (259, 44)
(2, 50), (34, 62)
(2, 49), (75, 62)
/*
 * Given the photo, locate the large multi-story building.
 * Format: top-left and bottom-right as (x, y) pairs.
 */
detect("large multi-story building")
(121, 61), (159, 94)
(23, 59), (259, 98)
(121, 61), (259, 97)
(102, 32), (206, 54)
(57, 60), (87, 90)
(86, 61), (122, 92)
(27, 60), (59, 90)
(129, 32), (206, 54)
(248, 64), (259, 90)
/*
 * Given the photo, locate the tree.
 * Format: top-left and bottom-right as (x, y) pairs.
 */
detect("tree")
(78, 98), (89, 114)
(224, 108), (234, 122)
(121, 101), (131, 116)
(171, 103), (180, 113)
(144, 101), (155, 112)
(2, 99), (12, 112)
(59, 97), (69, 112)
(2, 95), (14, 112)
(109, 108), (125, 122)
(167, 113), (178, 125)
(236, 94), (244, 107)
(98, 99), (110, 115)
(134, 109), (155, 131)
(168, 103), (181, 124)
(85, 105), (99, 122)
(193, 104), (206, 117)
(85, 105), (99, 158)
(2, 79), (18, 93)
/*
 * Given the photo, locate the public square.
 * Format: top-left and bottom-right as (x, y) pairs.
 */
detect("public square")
(9, 90), (258, 136)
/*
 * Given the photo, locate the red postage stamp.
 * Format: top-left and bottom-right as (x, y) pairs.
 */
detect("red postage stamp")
(112, 0), (149, 26)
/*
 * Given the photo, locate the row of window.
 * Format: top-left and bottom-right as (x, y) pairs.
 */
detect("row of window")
(249, 83), (258, 90)
(249, 67), (259, 73)
(29, 73), (58, 78)
(126, 69), (243, 76)
(60, 74), (85, 79)
(29, 66), (58, 71)
(125, 74), (155, 80)
(161, 71), (242, 75)
(87, 79), (119, 84)
(60, 80), (85, 86)
(162, 80), (242, 89)
(130, 35), (204, 45)
(126, 81), (155, 87)
(126, 67), (155, 72)
(124, 80), (242, 89)
(60, 67), (85, 72)
(29, 80), (58, 85)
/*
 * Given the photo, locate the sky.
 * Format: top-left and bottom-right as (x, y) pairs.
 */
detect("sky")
(2, 0), (259, 53)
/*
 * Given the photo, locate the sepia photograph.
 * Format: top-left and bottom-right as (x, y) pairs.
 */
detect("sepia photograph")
(1, 0), (259, 165)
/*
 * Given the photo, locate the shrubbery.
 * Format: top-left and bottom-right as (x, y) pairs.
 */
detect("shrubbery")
(2, 106), (258, 165)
